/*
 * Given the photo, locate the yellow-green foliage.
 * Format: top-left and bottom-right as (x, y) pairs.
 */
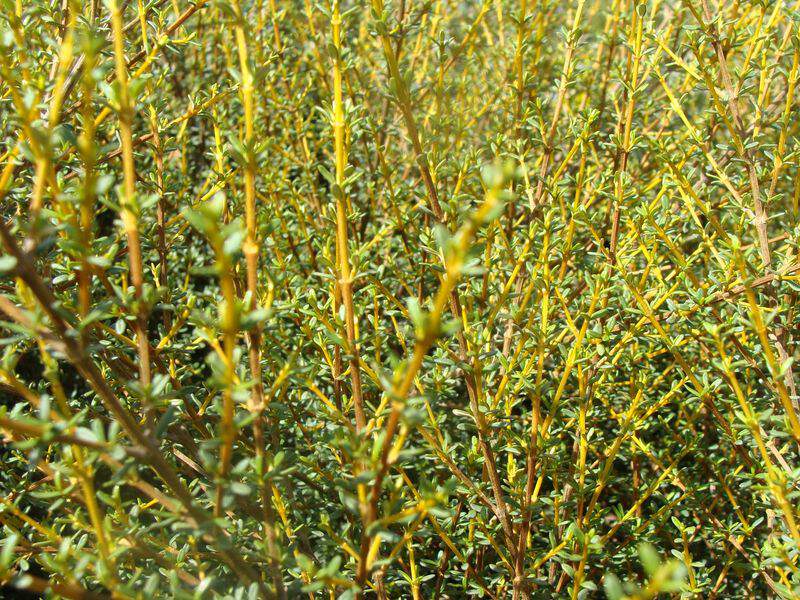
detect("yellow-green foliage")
(0, 0), (798, 598)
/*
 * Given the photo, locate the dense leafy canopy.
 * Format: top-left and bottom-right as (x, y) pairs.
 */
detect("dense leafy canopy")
(0, 0), (799, 598)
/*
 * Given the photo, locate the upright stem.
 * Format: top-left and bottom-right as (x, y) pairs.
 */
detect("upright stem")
(368, 3), (512, 545)
(214, 245), (237, 520)
(354, 178), (507, 594)
(610, 0), (643, 260)
(109, 0), (151, 403)
(331, 0), (366, 431)
(149, 106), (170, 330)
(231, 0), (285, 595)
(530, 0), (586, 210)
(77, 19), (97, 327)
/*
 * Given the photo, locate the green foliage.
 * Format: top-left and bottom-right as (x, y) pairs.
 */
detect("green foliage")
(0, 0), (799, 598)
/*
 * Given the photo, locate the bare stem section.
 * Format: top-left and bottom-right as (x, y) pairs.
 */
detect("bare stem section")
(109, 0), (151, 399)
(331, 0), (366, 432)
(230, 1), (284, 595)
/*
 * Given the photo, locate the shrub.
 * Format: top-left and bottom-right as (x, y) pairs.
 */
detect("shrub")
(0, 0), (798, 598)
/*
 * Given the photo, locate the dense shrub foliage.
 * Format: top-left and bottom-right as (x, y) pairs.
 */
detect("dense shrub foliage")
(0, 0), (799, 597)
